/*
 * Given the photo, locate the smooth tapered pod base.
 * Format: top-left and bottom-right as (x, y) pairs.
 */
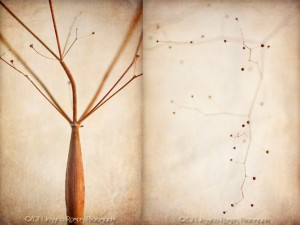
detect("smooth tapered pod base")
(65, 124), (85, 225)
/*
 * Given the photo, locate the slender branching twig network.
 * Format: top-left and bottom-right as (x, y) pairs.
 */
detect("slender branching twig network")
(148, 10), (297, 214)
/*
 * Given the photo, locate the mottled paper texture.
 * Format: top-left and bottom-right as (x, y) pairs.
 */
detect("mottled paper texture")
(143, 1), (299, 225)
(0, 1), (142, 225)
(0, 1), (299, 225)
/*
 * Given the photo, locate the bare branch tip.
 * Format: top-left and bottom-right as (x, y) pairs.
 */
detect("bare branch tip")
(134, 73), (143, 78)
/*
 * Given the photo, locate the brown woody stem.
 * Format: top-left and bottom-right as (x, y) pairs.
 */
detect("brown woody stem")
(60, 61), (77, 122)
(66, 124), (84, 225)
(49, 0), (63, 59)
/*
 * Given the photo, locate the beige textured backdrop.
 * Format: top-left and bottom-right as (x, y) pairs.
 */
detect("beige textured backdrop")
(143, 0), (299, 225)
(0, 1), (142, 225)
(1, 1), (299, 225)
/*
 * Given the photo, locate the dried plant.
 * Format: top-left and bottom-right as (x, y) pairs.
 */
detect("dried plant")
(0, 1), (142, 224)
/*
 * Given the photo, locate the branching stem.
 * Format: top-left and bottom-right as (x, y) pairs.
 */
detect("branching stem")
(78, 32), (143, 123)
(0, 34), (71, 124)
(81, 5), (142, 117)
(0, 1), (59, 60)
(48, 0), (77, 122)
(1, 0), (142, 125)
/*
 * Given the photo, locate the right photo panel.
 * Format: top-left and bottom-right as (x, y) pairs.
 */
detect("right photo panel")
(143, 1), (300, 225)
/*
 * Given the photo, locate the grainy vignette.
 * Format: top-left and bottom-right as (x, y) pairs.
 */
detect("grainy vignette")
(0, 1), (142, 225)
(0, 1), (299, 225)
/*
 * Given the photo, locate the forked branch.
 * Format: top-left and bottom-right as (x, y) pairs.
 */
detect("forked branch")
(63, 28), (95, 59)
(0, 56), (72, 123)
(80, 4), (142, 117)
(78, 73), (143, 123)
(49, 0), (77, 122)
(0, 33), (70, 123)
(0, 1), (59, 60)
(89, 73), (143, 112)
(1, 0), (142, 124)
(78, 32), (143, 123)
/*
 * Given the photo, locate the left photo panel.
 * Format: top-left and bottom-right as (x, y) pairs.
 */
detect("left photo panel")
(0, 1), (142, 225)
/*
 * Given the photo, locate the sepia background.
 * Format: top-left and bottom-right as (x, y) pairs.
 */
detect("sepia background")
(1, 0), (300, 225)
(0, 0), (142, 225)
(143, 0), (299, 225)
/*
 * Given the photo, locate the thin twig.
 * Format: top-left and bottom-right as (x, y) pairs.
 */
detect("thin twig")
(62, 12), (82, 55)
(63, 29), (95, 59)
(80, 4), (142, 117)
(0, 57), (72, 123)
(30, 44), (56, 60)
(49, 0), (63, 59)
(93, 74), (143, 110)
(0, 1), (59, 60)
(78, 74), (142, 123)
(63, 28), (78, 59)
